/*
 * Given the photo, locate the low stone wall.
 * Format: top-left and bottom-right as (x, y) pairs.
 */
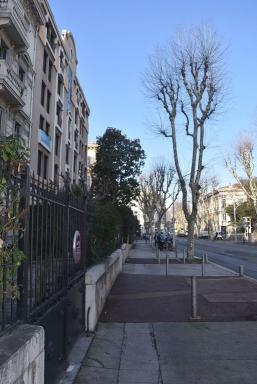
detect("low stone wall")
(121, 243), (132, 264)
(85, 245), (130, 332)
(0, 324), (44, 384)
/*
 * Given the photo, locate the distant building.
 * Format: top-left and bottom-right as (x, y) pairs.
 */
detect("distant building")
(197, 184), (247, 238)
(169, 202), (187, 234)
(87, 143), (98, 188)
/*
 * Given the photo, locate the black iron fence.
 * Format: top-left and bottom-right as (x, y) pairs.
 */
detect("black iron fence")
(0, 173), (24, 332)
(1, 171), (86, 331)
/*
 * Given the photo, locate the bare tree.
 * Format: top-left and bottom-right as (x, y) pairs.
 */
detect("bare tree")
(144, 27), (224, 259)
(139, 163), (180, 232)
(138, 176), (156, 234)
(151, 163), (180, 230)
(225, 137), (257, 213)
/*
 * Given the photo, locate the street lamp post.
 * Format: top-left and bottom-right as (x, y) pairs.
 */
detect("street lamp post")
(233, 202), (237, 242)
(172, 202), (176, 250)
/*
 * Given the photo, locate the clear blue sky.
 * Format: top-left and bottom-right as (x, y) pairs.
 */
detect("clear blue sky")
(49, 0), (257, 185)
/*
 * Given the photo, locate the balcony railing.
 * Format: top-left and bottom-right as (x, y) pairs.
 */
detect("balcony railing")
(0, 59), (25, 106)
(0, 0), (29, 49)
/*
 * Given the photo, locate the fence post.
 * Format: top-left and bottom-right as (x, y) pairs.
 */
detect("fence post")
(166, 254), (169, 276)
(239, 265), (244, 277)
(183, 248), (186, 264)
(17, 166), (30, 322)
(190, 276), (200, 320)
(202, 253), (205, 277)
(205, 252), (208, 263)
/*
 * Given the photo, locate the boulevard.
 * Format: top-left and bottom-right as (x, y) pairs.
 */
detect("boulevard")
(177, 238), (257, 280)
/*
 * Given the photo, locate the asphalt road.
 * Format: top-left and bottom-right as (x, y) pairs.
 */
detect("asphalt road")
(176, 237), (257, 280)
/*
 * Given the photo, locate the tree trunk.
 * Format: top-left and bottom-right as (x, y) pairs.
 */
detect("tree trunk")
(187, 218), (195, 261)
(156, 220), (161, 231)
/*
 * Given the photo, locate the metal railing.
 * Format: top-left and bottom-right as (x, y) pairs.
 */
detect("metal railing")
(0, 171), (87, 332)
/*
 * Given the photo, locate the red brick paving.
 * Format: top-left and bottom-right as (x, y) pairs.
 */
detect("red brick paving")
(100, 274), (257, 323)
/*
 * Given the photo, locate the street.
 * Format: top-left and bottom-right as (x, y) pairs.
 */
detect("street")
(177, 238), (257, 280)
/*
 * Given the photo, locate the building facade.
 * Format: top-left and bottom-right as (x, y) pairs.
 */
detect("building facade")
(197, 184), (247, 238)
(0, 0), (44, 145)
(0, 0), (90, 184)
(87, 142), (98, 187)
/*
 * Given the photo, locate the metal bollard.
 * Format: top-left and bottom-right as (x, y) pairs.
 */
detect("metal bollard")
(202, 253), (205, 277)
(190, 276), (200, 320)
(239, 265), (244, 277)
(205, 252), (208, 263)
(166, 254), (169, 276)
(183, 248), (186, 264)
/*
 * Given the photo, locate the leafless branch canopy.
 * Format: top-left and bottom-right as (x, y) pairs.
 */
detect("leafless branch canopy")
(225, 137), (257, 212)
(139, 162), (180, 231)
(144, 26), (225, 258)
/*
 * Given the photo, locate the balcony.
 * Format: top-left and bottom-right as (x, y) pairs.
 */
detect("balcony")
(0, 59), (25, 106)
(38, 129), (52, 153)
(0, 0), (29, 49)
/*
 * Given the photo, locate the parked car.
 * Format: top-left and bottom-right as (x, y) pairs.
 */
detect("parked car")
(214, 232), (223, 240)
(198, 231), (209, 239)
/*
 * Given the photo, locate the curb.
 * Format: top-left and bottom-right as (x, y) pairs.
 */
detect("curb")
(208, 260), (237, 276)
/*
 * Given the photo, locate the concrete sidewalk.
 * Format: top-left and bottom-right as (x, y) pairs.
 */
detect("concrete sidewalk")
(75, 322), (257, 384)
(75, 241), (257, 384)
(125, 241), (235, 277)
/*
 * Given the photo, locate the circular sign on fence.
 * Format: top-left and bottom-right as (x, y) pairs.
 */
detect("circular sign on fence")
(73, 230), (81, 264)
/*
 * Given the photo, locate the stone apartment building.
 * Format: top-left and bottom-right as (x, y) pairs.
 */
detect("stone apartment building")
(0, 0), (90, 183)
(197, 184), (247, 238)
(0, 0), (43, 144)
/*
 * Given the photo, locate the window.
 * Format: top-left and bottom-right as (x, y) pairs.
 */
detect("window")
(74, 129), (78, 150)
(46, 90), (51, 113)
(15, 122), (21, 138)
(60, 50), (64, 69)
(65, 144), (70, 164)
(39, 115), (44, 131)
(0, 107), (3, 133)
(55, 134), (59, 156)
(222, 198), (226, 209)
(43, 155), (48, 179)
(43, 50), (48, 73)
(37, 150), (42, 176)
(45, 122), (50, 135)
(0, 40), (8, 60)
(80, 118), (83, 135)
(68, 117), (71, 140)
(54, 164), (59, 181)
(75, 109), (78, 125)
(48, 61), (52, 82)
(73, 153), (77, 173)
(46, 22), (55, 51)
(41, 81), (46, 106)
(19, 66), (25, 82)
(57, 75), (63, 96)
(56, 103), (62, 127)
